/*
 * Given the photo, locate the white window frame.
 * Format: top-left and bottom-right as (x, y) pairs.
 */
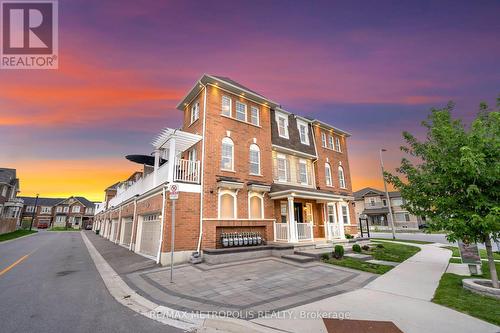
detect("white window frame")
(298, 159), (308, 184)
(277, 154), (288, 182)
(221, 95), (231, 117)
(338, 166), (346, 188)
(188, 148), (197, 162)
(321, 132), (327, 148)
(26, 205), (34, 213)
(218, 189), (237, 219)
(40, 206), (51, 214)
(249, 144), (261, 175)
(325, 163), (332, 186)
(297, 120), (309, 145)
(86, 207), (93, 214)
(235, 101), (247, 122)
(335, 137), (342, 152)
(250, 106), (260, 126)
(341, 204), (350, 225)
(1, 186), (6, 197)
(327, 203), (336, 223)
(56, 206), (62, 213)
(63, 206), (69, 213)
(221, 137), (234, 171)
(275, 111), (289, 139)
(72, 205), (81, 213)
(248, 192), (264, 219)
(190, 102), (200, 124)
(328, 135), (334, 150)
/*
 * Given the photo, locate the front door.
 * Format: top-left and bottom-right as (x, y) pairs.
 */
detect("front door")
(294, 202), (303, 223)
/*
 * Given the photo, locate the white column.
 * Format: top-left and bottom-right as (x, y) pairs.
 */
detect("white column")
(167, 136), (176, 183)
(336, 202), (346, 239)
(288, 196), (298, 242)
(153, 148), (161, 186)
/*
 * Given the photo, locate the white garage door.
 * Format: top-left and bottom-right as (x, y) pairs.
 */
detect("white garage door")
(122, 218), (133, 246)
(110, 219), (119, 241)
(139, 214), (161, 257)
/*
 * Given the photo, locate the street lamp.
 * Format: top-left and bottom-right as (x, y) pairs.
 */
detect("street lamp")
(379, 149), (396, 240)
(29, 194), (39, 231)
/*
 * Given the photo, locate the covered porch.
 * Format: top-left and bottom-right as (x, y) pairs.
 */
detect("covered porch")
(269, 187), (352, 243)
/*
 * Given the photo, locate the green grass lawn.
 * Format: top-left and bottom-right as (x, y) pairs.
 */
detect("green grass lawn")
(433, 261), (500, 326)
(48, 227), (80, 232)
(445, 246), (500, 261)
(0, 229), (37, 242)
(324, 257), (394, 274)
(371, 238), (433, 245)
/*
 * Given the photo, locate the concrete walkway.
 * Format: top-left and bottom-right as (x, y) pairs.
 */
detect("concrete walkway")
(251, 241), (500, 333)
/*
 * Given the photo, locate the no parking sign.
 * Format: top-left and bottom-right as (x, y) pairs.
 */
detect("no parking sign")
(169, 184), (178, 200)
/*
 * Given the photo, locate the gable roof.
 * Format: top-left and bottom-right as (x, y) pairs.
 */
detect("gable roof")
(19, 196), (65, 206)
(354, 187), (402, 200)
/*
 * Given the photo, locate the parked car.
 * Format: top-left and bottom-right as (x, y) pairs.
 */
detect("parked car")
(419, 224), (428, 230)
(37, 222), (49, 229)
(85, 224), (93, 230)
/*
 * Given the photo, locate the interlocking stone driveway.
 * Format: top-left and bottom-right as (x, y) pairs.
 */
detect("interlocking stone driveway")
(127, 258), (376, 318)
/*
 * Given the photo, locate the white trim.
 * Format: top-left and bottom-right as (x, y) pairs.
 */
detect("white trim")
(249, 144), (261, 176)
(248, 191), (264, 219)
(335, 136), (342, 152)
(275, 111), (289, 139)
(218, 189), (237, 219)
(221, 95), (231, 117)
(250, 105), (260, 126)
(190, 102), (200, 124)
(272, 144), (317, 159)
(296, 119), (310, 145)
(338, 165), (346, 189)
(298, 159), (308, 185)
(325, 162), (333, 187)
(235, 100), (247, 122)
(221, 137), (235, 171)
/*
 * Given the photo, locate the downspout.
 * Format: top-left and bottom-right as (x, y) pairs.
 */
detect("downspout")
(157, 184), (168, 264)
(196, 82), (208, 253)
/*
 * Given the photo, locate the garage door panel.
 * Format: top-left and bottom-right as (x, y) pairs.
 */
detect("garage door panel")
(139, 214), (160, 257)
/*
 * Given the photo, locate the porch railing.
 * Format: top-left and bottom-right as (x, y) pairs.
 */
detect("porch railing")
(174, 158), (201, 184)
(297, 222), (313, 241)
(326, 222), (341, 240)
(274, 222), (288, 241)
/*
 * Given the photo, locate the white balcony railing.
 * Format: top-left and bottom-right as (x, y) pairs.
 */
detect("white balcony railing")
(174, 158), (200, 184)
(274, 222), (288, 241)
(297, 222), (313, 241)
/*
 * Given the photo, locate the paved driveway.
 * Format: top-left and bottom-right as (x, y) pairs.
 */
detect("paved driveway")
(127, 258), (376, 319)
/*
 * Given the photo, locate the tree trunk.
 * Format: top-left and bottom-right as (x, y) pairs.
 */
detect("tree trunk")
(484, 237), (499, 289)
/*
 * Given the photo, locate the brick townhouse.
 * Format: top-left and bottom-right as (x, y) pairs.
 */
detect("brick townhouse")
(0, 168), (23, 234)
(94, 75), (357, 265)
(20, 196), (95, 229)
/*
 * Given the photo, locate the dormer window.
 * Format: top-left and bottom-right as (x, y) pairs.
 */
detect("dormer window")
(275, 112), (289, 139)
(190, 102), (200, 124)
(297, 120), (309, 145)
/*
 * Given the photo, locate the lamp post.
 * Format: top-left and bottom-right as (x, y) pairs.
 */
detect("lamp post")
(29, 194), (39, 231)
(379, 149), (396, 240)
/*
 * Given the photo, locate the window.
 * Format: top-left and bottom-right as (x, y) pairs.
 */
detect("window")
(188, 148), (197, 162)
(338, 166), (346, 188)
(235, 101), (247, 121)
(221, 95), (231, 116)
(221, 137), (234, 171)
(219, 190), (236, 219)
(328, 135), (334, 149)
(327, 204), (336, 223)
(297, 120), (309, 145)
(190, 102), (200, 124)
(341, 205), (349, 224)
(249, 144), (260, 175)
(63, 206), (69, 213)
(280, 202), (288, 223)
(56, 206), (62, 213)
(370, 198), (375, 206)
(1, 186), (6, 197)
(276, 113), (289, 138)
(298, 159), (308, 184)
(394, 212), (410, 222)
(86, 207), (93, 214)
(325, 163), (332, 186)
(304, 203), (313, 223)
(321, 132), (327, 148)
(41, 206), (51, 214)
(277, 155), (288, 181)
(250, 106), (259, 126)
(248, 193), (263, 219)
(26, 205), (34, 213)
(56, 215), (66, 223)
(335, 137), (342, 152)
(392, 198), (403, 206)
(72, 205), (81, 213)
(382, 199), (387, 206)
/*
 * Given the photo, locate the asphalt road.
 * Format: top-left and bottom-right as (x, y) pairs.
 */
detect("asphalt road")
(0, 231), (181, 333)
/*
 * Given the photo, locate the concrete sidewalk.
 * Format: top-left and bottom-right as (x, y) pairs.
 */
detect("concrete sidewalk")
(252, 241), (500, 333)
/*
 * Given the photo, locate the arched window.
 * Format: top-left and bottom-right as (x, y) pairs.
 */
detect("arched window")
(249, 144), (261, 175)
(325, 163), (332, 186)
(338, 166), (346, 188)
(219, 190), (236, 219)
(221, 137), (234, 171)
(248, 192), (264, 219)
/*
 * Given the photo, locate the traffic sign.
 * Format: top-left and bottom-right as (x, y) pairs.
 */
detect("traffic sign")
(169, 184), (179, 200)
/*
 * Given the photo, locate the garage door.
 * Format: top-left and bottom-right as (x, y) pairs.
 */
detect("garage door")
(110, 219), (119, 242)
(139, 214), (161, 257)
(122, 218), (133, 246)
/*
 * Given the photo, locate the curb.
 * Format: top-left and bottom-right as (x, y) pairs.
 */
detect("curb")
(81, 232), (283, 333)
(0, 231), (38, 245)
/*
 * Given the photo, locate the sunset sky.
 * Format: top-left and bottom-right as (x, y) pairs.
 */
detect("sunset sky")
(1, 0), (499, 202)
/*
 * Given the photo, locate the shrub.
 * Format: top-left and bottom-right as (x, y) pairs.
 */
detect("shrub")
(333, 245), (344, 259)
(345, 233), (354, 239)
(362, 245), (370, 251)
(321, 253), (330, 261)
(21, 219), (32, 230)
(377, 244), (384, 249)
(352, 244), (361, 253)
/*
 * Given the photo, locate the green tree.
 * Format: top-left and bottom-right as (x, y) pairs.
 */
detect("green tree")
(386, 100), (500, 288)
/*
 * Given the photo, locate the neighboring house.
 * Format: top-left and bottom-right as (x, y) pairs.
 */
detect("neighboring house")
(94, 74), (356, 265)
(0, 168), (23, 234)
(353, 187), (425, 230)
(20, 196), (95, 229)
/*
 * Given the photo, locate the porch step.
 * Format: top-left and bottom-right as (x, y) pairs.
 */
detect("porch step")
(294, 248), (332, 259)
(281, 254), (316, 263)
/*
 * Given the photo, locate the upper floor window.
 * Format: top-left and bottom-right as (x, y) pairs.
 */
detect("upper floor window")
(392, 198), (403, 206)
(235, 101), (247, 122)
(250, 106), (259, 126)
(276, 155), (288, 181)
(338, 166), (346, 188)
(1, 186), (6, 197)
(219, 190), (236, 219)
(26, 205), (34, 213)
(297, 120), (309, 145)
(249, 144), (261, 175)
(221, 137), (234, 171)
(276, 113), (289, 139)
(370, 198), (375, 206)
(335, 137), (342, 152)
(56, 206), (62, 213)
(63, 206), (69, 213)
(382, 199), (387, 206)
(325, 163), (332, 186)
(190, 102), (200, 124)
(72, 205), (81, 213)
(188, 148), (197, 162)
(221, 96), (231, 116)
(321, 132), (327, 148)
(248, 192), (264, 219)
(298, 159), (308, 184)
(41, 206), (51, 214)
(328, 135), (334, 149)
